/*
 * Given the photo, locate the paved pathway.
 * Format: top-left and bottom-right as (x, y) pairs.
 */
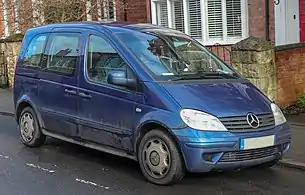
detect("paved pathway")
(0, 88), (13, 115)
(284, 125), (305, 163)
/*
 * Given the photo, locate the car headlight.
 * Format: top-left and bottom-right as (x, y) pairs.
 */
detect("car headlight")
(180, 109), (227, 131)
(271, 103), (287, 126)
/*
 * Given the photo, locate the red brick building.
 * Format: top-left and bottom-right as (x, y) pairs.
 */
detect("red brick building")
(0, 0), (302, 47)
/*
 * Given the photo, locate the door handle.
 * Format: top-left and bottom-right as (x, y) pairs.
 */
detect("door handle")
(64, 88), (77, 95)
(78, 92), (92, 99)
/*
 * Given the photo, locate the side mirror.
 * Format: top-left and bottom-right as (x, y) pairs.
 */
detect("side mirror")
(107, 70), (137, 89)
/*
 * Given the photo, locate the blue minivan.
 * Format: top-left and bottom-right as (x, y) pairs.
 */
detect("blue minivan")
(13, 22), (291, 185)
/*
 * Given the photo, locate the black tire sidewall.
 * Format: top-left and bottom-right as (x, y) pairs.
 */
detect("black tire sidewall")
(137, 129), (185, 185)
(18, 107), (45, 147)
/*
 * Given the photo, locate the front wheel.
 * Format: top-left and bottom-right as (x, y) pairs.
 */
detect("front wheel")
(18, 107), (46, 147)
(137, 129), (186, 185)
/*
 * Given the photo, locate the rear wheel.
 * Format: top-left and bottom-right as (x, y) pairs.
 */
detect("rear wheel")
(137, 129), (186, 185)
(18, 107), (46, 147)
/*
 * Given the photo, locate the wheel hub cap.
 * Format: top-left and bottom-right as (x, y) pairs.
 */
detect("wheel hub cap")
(142, 139), (171, 179)
(20, 113), (35, 142)
(149, 151), (160, 166)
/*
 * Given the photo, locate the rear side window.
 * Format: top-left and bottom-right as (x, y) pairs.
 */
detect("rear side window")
(44, 33), (81, 76)
(22, 34), (47, 68)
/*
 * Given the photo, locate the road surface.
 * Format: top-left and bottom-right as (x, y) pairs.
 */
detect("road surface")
(0, 114), (304, 195)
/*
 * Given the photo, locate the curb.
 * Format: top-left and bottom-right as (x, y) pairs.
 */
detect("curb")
(288, 122), (305, 127)
(278, 159), (305, 171)
(0, 111), (14, 117)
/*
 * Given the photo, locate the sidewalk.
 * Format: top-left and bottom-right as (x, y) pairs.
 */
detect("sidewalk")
(280, 124), (305, 165)
(286, 114), (305, 127)
(0, 88), (14, 116)
(0, 88), (304, 170)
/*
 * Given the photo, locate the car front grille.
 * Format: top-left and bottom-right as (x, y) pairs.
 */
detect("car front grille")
(219, 146), (280, 163)
(219, 113), (275, 132)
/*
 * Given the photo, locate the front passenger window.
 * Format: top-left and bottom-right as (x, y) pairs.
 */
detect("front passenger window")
(87, 35), (128, 83)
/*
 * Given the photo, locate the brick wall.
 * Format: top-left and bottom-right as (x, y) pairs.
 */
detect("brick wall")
(275, 44), (305, 108)
(116, 0), (149, 23)
(248, 0), (275, 43)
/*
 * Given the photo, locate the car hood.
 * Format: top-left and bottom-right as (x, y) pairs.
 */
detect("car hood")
(161, 81), (272, 117)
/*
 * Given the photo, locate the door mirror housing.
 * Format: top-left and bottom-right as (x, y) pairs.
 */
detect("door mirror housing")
(107, 70), (137, 89)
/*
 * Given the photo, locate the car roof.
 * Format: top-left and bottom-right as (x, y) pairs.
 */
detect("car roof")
(26, 21), (185, 36)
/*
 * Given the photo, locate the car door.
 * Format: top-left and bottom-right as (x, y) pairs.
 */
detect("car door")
(78, 32), (143, 151)
(38, 30), (84, 137)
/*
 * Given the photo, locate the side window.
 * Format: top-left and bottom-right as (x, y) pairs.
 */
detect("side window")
(87, 35), (131, 83)
(22, 34), (47, 68)
(45, 33), (81, 76)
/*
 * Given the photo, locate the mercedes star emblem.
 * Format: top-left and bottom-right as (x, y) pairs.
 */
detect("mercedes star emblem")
(246, 113), (260, 128)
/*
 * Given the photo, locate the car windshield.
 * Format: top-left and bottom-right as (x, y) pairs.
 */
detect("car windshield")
(115, 30), (240, 81)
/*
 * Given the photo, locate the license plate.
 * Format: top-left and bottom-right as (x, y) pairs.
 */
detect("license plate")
(240, 135), (275, 150)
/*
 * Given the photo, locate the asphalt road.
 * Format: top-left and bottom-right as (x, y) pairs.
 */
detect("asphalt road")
(0, 115), (305, 195)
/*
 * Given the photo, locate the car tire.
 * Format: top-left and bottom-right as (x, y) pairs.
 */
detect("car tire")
(18, 107), (46, 147)
(137, 129), (186, 185)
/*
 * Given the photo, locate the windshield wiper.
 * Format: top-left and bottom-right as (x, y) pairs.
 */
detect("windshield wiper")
(203, 71), (240, 79)
(170, 71), (239, 81)
(170, 74), (207, 81)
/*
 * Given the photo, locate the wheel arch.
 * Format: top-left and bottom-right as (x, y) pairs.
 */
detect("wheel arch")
(15, 100), (44, 128)
(134, 121), (186, 164)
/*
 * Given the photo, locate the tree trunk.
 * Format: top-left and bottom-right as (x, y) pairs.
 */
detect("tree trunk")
(97, 0), (102, 21)
(2, 0), (9, 36)
(13, 0), (21, 33)
(86, 0), (92, 21)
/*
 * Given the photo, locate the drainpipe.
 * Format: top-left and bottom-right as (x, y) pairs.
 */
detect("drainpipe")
(123, 0), (127, 21)
(148, 0), (152, 23)
(265, 0), (270, 41)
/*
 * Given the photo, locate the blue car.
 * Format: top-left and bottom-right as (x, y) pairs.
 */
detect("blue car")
(13, 22), (291, 185)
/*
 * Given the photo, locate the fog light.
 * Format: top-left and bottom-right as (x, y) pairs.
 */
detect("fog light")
(202, 153), (214, 162)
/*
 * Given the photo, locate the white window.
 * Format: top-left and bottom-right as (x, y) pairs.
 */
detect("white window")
(97, 0), (116, 21)
(151, 0), (248, 45)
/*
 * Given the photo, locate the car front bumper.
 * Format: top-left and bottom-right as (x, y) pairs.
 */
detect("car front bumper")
(172, 123), (291, 173)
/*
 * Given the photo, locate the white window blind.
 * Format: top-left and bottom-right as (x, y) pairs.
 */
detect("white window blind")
(157, 1), (169, 27)
(151, 0), (247, 44)
(188, 0), (202, 40)
(207, 0), (223, 39)
(173, 1), (185, 32)
(226, 0), (242, 38)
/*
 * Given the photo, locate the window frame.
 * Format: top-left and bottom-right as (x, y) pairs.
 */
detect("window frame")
(21, 33), (49, 70)
(42, 32), (82, 77)
(150, 0), (249, 45)
(84, 33), (140, 92)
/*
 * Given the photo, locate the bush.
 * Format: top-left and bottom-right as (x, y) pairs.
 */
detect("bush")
(283, 94), (305, 115)
(296, 94), (305, 109)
